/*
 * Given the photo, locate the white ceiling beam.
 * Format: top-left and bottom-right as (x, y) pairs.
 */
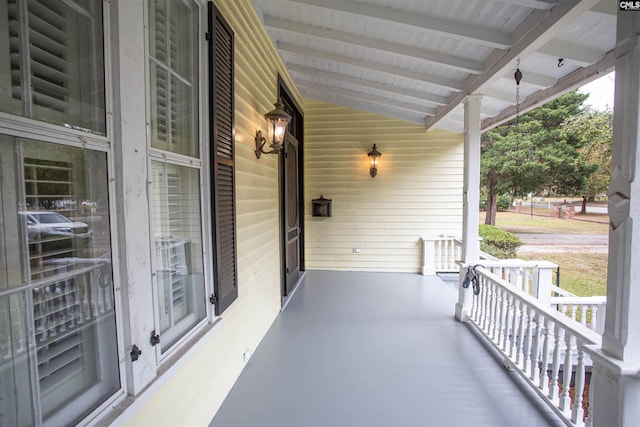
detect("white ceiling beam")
(539, 39), (606, 67)
(480, 105), (504, 118)
(492, 69), (557, 90)
(264, 16), (484, 74)
(296, 79), (438, 116)
(278, 42), (463, 92)
(481, 49), (615, 131)
(493, 0), (556, 9)
(287, 63), (449, 106)
(283, 0), (512, 49)
(301, 88), (426, 125)
(590, 0), (617, 15)
(484, 89), (517, 103)
(515, 70), (558, 87)
(425, 0), (600, 130)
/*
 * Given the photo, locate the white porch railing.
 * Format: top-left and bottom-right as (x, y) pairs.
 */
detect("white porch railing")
(480, 260), (606, 334)
(420, 236), (461, 274)
(420, 236), (506, 275)
(422, 235), (607, 335)
(466, 266), (602, 426)
(550, 296), (607, 335)
(480, 260), (557, 303)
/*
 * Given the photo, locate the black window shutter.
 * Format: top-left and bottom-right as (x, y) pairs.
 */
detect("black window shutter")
(208, 3), (237, 315)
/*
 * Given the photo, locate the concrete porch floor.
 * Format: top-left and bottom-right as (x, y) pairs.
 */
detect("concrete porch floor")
(210, 270), (564, 427)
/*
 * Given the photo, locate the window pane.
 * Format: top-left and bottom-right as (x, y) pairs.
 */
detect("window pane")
(148, 0), (198, 157)
(151, 161), (205, 353)
(0, 0), (106, 134)
(0, 293), (36, 427)
(0, 135), (120, 424)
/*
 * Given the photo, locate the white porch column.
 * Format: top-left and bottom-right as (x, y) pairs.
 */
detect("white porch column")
(456, 95), (482, 322)
(590, 10), (640, 427)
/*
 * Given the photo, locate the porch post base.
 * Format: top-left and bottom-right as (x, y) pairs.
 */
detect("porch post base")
(455, 265), (472, 322)
(455, 302), (470, 322)
(420, 237), (437, 276)
(589, 347), (640, 427)
(422, 266), (436, 276)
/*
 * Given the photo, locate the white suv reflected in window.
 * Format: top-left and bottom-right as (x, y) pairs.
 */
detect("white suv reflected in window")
(20, 211), (92, 241)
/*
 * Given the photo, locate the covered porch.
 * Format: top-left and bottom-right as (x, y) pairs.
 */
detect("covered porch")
(61, 1), (640, 425)
(210, 270), (563, 427)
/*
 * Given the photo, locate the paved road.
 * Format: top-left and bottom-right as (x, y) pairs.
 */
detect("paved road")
(522, 202), (608, 214)
(517, 233), (608, 253)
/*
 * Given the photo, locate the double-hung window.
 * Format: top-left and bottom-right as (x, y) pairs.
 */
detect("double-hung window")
(0, 1), (119, 425)
(147, 0), (206, 354)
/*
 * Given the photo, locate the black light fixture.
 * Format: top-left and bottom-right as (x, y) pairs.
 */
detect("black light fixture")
(368, 144), (381, 177)
(255, 98), (292, 159)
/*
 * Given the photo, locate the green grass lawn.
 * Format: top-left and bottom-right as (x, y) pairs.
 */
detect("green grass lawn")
(517, 251), (607, 297)
(487, 211), (609, 234)
(488, 211), (609, 297)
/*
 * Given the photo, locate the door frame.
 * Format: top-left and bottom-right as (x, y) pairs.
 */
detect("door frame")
(278, 75), (304, 306)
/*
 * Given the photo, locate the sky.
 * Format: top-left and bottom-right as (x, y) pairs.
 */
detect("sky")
(577, 71), (615, 111)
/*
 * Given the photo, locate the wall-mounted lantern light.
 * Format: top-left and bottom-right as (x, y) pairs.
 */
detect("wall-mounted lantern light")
(255, 97), (292, 159)
(368, 144), (381, 177)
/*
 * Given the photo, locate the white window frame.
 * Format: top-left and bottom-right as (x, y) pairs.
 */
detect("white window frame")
(0, 1), (129, 425)
(0, 109), (127, 427)
(144, 0), (215, 364)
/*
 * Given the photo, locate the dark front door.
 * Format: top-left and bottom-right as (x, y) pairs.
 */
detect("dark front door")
(284, 132), (301, 295)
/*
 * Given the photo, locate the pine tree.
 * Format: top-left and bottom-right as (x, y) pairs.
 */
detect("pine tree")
(481, 90), (590, 225)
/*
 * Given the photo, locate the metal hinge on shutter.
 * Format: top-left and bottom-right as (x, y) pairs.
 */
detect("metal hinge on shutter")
(205, 32), (211, 41)
(209, 294), (218, 305)
(130, 345), (142, 362)
(150, 330), (160, 346)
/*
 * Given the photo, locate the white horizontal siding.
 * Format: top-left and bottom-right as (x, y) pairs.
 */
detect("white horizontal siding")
(304, 99), (463, 273)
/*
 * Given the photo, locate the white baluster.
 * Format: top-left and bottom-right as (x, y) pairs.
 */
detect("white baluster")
(444, 239), (450, 269)
(489, 282), (498, 340)
(559, 332), (574, 413)
(509, 267), (518, 288)
(549, 324), (564, 402)
(559, 304), (567, 319)
(540, 318), (553, 393)
(523, 267), (531, 295)
(530, 311), (543, 383)
(571, 345), (586, 425)
(515, 300), (527, 367)
(510, 298), (521, 360)
(470, 278), (479, 322)
(481, 276), (490, 331)
(497, 288), (508, 351)
(523, 304), (533, 373)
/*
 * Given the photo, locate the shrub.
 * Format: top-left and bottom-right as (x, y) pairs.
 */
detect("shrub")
(479, 224), (521, 259)
(497, 193), (511, 211)
(479, 192), (510, 211)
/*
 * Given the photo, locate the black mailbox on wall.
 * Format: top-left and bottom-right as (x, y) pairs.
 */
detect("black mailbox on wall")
(312, 195), (332, 217)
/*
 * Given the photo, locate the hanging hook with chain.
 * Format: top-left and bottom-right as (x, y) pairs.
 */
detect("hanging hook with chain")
(514, 59), (522, 140)
(513, 59), (524, 166)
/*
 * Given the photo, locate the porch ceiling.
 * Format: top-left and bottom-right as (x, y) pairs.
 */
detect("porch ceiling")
(250, 0), (616, 133)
